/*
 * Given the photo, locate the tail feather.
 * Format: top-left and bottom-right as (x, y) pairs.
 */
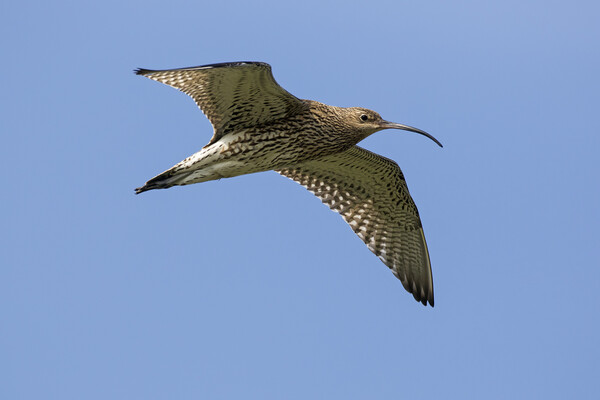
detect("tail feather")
(135, 169), (193, 194)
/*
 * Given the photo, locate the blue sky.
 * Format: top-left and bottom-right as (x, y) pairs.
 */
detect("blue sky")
(2, 1), (599, 398)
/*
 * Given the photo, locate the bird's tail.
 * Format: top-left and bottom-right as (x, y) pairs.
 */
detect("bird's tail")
(135, 168), (193, 194)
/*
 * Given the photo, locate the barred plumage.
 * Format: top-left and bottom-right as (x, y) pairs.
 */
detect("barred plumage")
(135, 61), (441, 306)
(277, 146), (433, 306)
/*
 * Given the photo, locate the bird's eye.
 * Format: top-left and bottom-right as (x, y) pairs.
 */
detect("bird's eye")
(360, 114), (369, 121)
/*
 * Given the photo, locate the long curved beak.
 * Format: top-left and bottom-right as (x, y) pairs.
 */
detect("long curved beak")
(381, 121), (443, 148)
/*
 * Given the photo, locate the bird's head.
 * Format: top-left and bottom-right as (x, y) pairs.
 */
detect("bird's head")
(346, 107), (442, 147)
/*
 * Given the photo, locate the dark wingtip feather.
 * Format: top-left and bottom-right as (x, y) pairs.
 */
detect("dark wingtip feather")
(134, 68), (154, 76)
(424, 288), (435, 307)
(415, 294), (434, 307)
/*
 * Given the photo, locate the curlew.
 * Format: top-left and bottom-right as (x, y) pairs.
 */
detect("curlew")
(135, 62), (441, 306)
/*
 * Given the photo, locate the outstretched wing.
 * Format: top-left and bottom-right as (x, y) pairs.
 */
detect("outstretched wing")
(277, 146), (434, 306)
(135, 62), (308, 145)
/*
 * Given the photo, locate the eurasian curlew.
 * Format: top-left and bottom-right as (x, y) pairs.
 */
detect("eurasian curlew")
(135, 61), (441, 306)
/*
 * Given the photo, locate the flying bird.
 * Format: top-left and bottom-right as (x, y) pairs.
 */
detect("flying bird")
(135, 62), (441, 306)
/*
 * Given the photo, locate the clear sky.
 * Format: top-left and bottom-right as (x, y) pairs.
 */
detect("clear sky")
(2, 1), (599, 399)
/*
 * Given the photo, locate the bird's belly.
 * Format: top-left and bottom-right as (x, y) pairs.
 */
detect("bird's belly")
(177, 128), (349, 185)
(175, 133), (299, 184)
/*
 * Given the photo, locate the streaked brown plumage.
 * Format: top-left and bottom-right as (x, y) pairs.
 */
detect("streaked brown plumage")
(135, 61), (441, 306)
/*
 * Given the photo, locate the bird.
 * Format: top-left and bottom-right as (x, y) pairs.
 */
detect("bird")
(134, 61), (441, 306)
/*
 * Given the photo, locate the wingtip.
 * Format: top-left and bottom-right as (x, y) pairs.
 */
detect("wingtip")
(134, 68), (153, 76)
(417, 294), (435, 307)
(425, 289), (435, 307)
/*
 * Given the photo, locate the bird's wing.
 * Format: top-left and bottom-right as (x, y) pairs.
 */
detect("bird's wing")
(135, 62), (308, 144)
(277, 146), (434, 306)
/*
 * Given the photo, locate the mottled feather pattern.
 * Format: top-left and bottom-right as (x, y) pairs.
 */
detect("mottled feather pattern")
(277, 146), (434, 306)
(135, 62), (307, 145)
(135, 61), (438, 306)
